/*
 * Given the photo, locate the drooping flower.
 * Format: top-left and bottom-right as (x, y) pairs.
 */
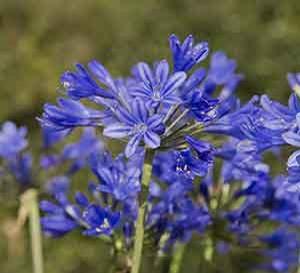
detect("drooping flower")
(39, 98), (104, 131)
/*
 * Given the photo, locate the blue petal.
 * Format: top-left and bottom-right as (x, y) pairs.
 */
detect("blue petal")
(103, 123), (131, 138)
(131, 98), (148, 123)
(88, 60), (111, 83)
(282, 131), (300, 147)
(162, 72), (187, 96)
(147, 114), (163, 130)
(125, 134), (143, 157)
(58, 98), (89, 117)
(144, 131), (160, 149)
(88, 60), (116, 93)
(137, 62), (154, 88)
(155, 60), (169, 85)
(288, 93), (300, 113)
(287, 150), (300, 168)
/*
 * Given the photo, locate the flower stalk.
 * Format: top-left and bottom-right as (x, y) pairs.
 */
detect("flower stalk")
(131, 149), (154, 273)
(21, 189), (44, 273)
(169, 243), (186, 273)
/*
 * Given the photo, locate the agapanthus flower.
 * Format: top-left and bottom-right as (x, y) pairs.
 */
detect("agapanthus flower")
(103, 98), (164, 157)
(90, 152), (141, 201)
(0, 122), (28, 159)
(0, 122), (32, 185)
(40, 178), (120, 237)
(37, 34), (300, 273)
(61, 63), (115, 100)
(39, 98), (104, 131)
(260, 229), (300, 272)
(207, 51), (238, 85)
(130, 60), (186, 107)
(169, 34), (209, 72)
(40, 128), (103, 174)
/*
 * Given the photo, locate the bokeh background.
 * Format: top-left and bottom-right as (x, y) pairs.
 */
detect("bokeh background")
(1, 0), (300, 272)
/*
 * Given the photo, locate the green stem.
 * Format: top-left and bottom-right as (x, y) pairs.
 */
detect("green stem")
(131, 150), (154, 273)
(131, 205), (146, 273)
(21, 189), (44, 273)
(169, 243), (186, 273)
(298, 252), (300, 273)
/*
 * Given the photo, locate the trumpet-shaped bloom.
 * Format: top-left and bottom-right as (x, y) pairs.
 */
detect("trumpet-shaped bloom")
(39, 98), (104, 131)
(169, 34), (209, 72)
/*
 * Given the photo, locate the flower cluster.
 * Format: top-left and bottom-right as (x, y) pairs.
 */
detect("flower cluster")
(10, 34), (298, 272)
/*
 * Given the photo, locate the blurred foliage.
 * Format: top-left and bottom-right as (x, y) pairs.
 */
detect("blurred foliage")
(1, 0), (300, 272)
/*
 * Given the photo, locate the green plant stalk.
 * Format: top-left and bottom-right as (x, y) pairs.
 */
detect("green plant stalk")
(131, 150), (154, 273)
(169, 243), (186, 273)
(22, 189), (44, 273)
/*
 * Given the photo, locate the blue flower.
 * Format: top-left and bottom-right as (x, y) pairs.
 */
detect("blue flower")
(103, 98), (164, 157)
(45, 176), (70, 195)
(286, 150), (300, 196)
(148, 184), (210, 248)
(260, 229), (300, 272)
(205, 96), (259, 138)
(8, 153), (32, 185)
(40, 181), (120, 237)
(0, 122), (32, 185)
(207, 51), (238, 85)
(172, 137), (214, 178)
(131, 60), (186, 107)
(42, 127), (71, 149)
(61, 63), (114, 100)
(169, 34), (209, 72)
(82, 204), (120, 236)
(184, 90), (219, 122)
(0, 122), (28, 160)
(62, 128), (104, 173)
(39, 98), (104, 131)
(40, 128), (103, 174)
(90, 153), (141, 201)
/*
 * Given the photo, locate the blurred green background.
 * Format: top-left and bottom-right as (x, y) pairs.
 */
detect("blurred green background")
(1, 0), (300, 272)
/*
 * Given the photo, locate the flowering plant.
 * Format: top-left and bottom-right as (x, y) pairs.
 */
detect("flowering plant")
(1, 34), (300, 273)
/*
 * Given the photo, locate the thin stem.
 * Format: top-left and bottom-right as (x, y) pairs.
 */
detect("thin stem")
(163, 104), (180, 124)
(164, 109), (189, 137)
(131, 205), (146, 273)
(203, 237), (214, 263)
(131, 150), (154, 273)
(21, 189), (44, 273)
(298, 250), (300, 273)
(169, 243), (186, 273)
